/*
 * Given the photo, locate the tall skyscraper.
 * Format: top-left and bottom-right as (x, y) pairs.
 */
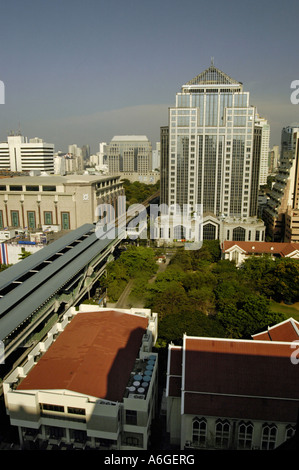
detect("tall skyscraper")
(159, 63), (266, 242)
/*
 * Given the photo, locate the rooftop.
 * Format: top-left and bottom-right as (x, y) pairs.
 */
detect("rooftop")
(111, 135), (150, 142)
(252, 317), (299, 342)
(183, 64), (242, 87)
(17, 310), (149, 402)
(222, 241), (299, 257)
(167, 333), (299, 422)
(0, 174), (119, 186)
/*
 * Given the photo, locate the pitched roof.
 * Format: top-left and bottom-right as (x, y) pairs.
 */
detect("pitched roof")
(222, 241), (299, 256)
(17, 310), (148, 402)
(252, 317), (299, 342)
(184, 65), (241, 86)
(168, 335), (299, 423)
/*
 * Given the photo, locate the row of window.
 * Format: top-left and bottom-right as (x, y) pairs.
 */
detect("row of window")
(39, 404), (142, 430)
(0, 210), (70, 230)
(191, 418), (295, 450)
(0, 185), (56, 192)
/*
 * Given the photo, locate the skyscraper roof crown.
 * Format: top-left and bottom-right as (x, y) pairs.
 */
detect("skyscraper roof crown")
(184, 64), (241, 86)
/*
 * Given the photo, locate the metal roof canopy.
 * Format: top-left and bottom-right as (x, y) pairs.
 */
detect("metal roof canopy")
(0, 224), (95, 289)
(0, 224), (123, 342)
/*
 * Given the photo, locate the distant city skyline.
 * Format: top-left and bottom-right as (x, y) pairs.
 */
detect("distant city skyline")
(0, 0), (299, 153)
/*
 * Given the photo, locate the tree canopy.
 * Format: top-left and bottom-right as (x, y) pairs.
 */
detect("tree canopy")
(102, 242), (291, 345)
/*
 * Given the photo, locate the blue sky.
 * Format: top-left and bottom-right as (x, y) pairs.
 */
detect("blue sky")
(0, 0), (298, 153)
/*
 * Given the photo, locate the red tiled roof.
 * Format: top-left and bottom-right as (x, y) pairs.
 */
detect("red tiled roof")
(181, 336), (299, 422)
(222, 241), (299, 256)
(17, 310), (148, 402)
(252, 318), (299, 342)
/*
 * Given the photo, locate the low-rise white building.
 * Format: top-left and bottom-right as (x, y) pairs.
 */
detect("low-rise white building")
(221, 241), (299, 266)
(0, 174), (124, 231)
(3, 305), (158, 450)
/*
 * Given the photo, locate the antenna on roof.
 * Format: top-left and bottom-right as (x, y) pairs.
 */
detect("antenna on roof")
(211, 57), (215, 66)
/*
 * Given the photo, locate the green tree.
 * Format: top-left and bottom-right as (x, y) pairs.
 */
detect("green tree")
(217, 292), (285, 338)
(18, 250), (32, 260)
(120, 245), (157, 279)
(158, 310), (226, 345)
(271, 258), (299, 303)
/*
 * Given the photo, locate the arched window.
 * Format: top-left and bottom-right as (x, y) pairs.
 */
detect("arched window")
(192, 418), (207, 447)
(237, 421), (253, 449)
(285, 424), (296, 441)
(232, 226), (246, 241)
(261, 424), (277, 450)
(215, 419), (230, 448)
(174, 225), (186, 240)
(203, 223), (217, 240)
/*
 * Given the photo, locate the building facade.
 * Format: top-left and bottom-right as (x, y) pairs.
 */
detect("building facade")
(166, 331), (299, 450)
(107, 135), (152, 175)
(159, 63), (267, 243)
(263, 126), (299, 241)
(0, 174), (124, 232)
(221, 240), (299, 266)
(3, 306), (158, 450)
(0, 134), (54, 174)
(255, 116), (270, 186)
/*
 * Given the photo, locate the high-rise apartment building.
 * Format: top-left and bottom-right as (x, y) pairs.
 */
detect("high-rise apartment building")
(263, 126), (299, 241)
(159, 63), (266, 242)
(255, 115), (270, 186)
(269, 145), (280, 174)
(0, 134), (54, 174)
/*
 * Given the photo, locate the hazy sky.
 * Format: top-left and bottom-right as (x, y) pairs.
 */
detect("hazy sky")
(0, 0), (299, 153)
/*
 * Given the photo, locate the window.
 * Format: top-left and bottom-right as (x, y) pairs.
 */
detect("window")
(174, 225), (186, 240)
(42, 185), (56, 192)
(44, 211), (53, 225)
(61, 212), (70, 230)
(203, 223), (217, 240)
(11, 211), (19, 227)
(126, 409), (137, 425)
(192, 418), (207, 447)
(261, 424), (277, 450)
(233, 226), (246, 241)
(124, 435), (143, 447)
(26, 185), (39, 191)
(255, 230), (260, 241)
(285, 425), (296, 441)
(40, 403), (64, 413)
(67, 407), (85, 415)
(215, 419), (230, 448)
(238, 422), (253, 449)
(27, 211), (36, 230)
(9, 185), (22, 191)
(45, 425), (65, 439)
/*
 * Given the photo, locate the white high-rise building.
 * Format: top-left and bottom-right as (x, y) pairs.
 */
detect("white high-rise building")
(159, 63), (266, 242)
(0, 134), (54, 173)
(107, 135), (152, 175)
(255, 115), (270, 186)
(152, 142), (161, 170)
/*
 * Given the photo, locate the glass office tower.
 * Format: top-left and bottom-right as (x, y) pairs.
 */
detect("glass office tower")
(159, 63), (266, 242)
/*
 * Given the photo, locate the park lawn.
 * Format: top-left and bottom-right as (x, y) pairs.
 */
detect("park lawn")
(269, 300), (299, 321)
